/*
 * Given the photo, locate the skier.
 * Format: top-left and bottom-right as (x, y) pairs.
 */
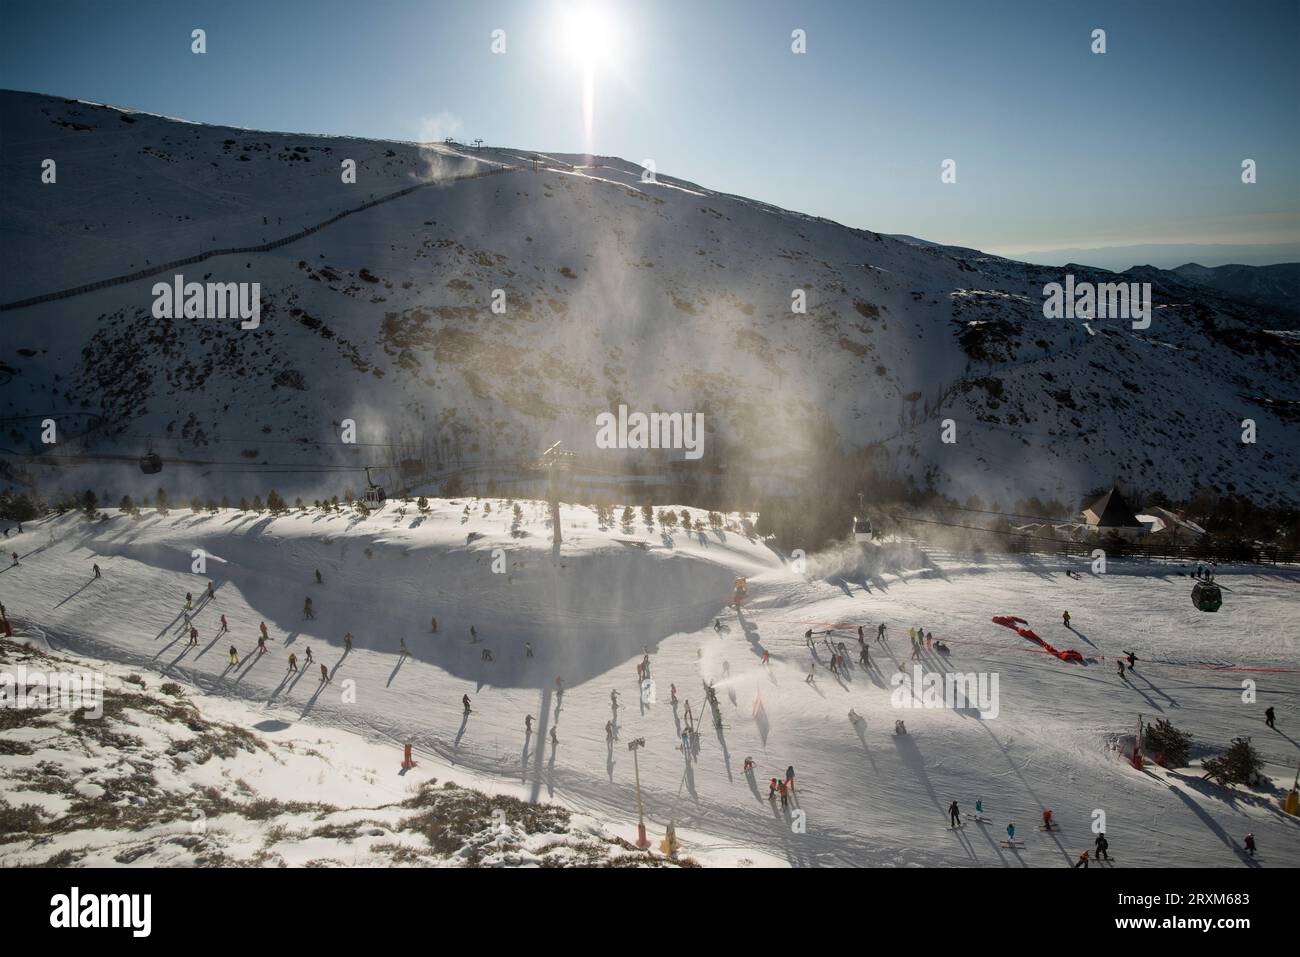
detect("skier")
(185, 592), (192, 609)
(1265, 706), (1276, 729)
(1006, 823), (1016, 843)
(431, 617), (438, 633)
(1094, 833), (1110, 861)
(910, 637), (920, 660)
(319, 663), (329, 683)
(344, 631), (353, 652)
(768, 778), (778, 800)
(778, 779), (788, 808)
(260, 621), (269, 641)
(908, 626), (916, 644)
(1074, 849), (1090, 869)
(1062, 610), (1071, 628)
(785, 765), (796, 791)
(682, 730), (691, 752)
(1124, 650), (1138, 669)
(219, 614), (228, 634)
(470, 625), (478, 642)
(305, 646), (314, 665)
(860, 644), (869, 666)
(926, 631), (933, 650)
(207, 581), (215, 599)
(228, 645), (239, 665)
(93, 563), (101, 578)
(1042, 808), (1054, 831)
(974, 799), (984, 821)
(257, 635), (268, 655)
(525, 641), (533, 658)
(462, 694), (472, 715)
(183, 610), (191, 628)
(761, 649), (771, 665)
(877, 622), (886, 641)
(189, 626), (199, 646)
(857, 625), (864, 643)
(1244, 832), (1256, 857)
(288, 653), (298, 672)
(303, 596), (314, 620)
(894, 719), (907, 735)
(948, 800), (961, 827)
(743, 756), (755, 773)
(714, 618), (721, 633)
(848, 708), (862, 726)
(1117, 660), (1127, 680)
(314, 569), (322, 584)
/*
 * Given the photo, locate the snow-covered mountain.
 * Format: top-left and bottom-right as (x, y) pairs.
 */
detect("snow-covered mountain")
(2, 90), (1298, 507)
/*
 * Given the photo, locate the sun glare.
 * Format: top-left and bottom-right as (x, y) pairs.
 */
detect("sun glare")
(559, 2), (618, 69)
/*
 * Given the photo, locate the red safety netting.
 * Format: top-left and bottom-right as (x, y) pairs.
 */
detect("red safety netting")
(992, 616), (1083, 663)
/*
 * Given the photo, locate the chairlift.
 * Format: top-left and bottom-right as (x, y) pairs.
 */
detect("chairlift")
(139, 449), (162, 474)
(363, 466), (386, 508)
(852, 493), (873, 543)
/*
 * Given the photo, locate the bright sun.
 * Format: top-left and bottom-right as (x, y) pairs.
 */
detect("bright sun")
(558, 1), (618, 69)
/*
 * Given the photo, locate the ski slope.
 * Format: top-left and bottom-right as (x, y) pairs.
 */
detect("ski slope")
(4, 502), (1299, 867)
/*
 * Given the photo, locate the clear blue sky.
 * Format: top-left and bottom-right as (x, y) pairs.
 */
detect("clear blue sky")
(3, 0), (1297, 255)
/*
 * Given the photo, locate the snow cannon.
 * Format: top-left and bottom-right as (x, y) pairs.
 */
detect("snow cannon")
(731, 577), (748, 607)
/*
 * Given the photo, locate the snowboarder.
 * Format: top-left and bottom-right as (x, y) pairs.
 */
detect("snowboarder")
(344, 631), (353, 652)
(1094, 833), (1110, 861)
(949, 800), (961, 827)
(288, 653), (298, 672)
(1265, 706), (1276, 729)
(1124, 650), (1138, 669)
(1244, 832), (1256, 857)
(1074, 849), (1090, 868)
(314, 569), (322, 584)
(1062, 610), (1071, 628)
(462, 694), (472, 715)
(303, 596), (315, 620)
(228, 645), (239, 665)
(319, 663), (329, 683)
(974, 799), (984, 821)
(93, 563), (101, 578)
(525, 641), (533, 658)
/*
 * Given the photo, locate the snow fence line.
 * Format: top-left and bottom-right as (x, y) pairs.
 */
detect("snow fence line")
(0, 164), (520, 312)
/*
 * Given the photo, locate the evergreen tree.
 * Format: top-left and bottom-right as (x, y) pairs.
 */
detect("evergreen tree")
(1201, 737), (1264, 787)
(1144, 718), (1192, 767)
(622, 505), (635, 527)
(641, 504), (654, 527)
(82, 490), (99, 518)
(155, 488), (169, 515)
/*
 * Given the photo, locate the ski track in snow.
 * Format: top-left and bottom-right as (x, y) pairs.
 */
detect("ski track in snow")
(3, 505), (1299, 868)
